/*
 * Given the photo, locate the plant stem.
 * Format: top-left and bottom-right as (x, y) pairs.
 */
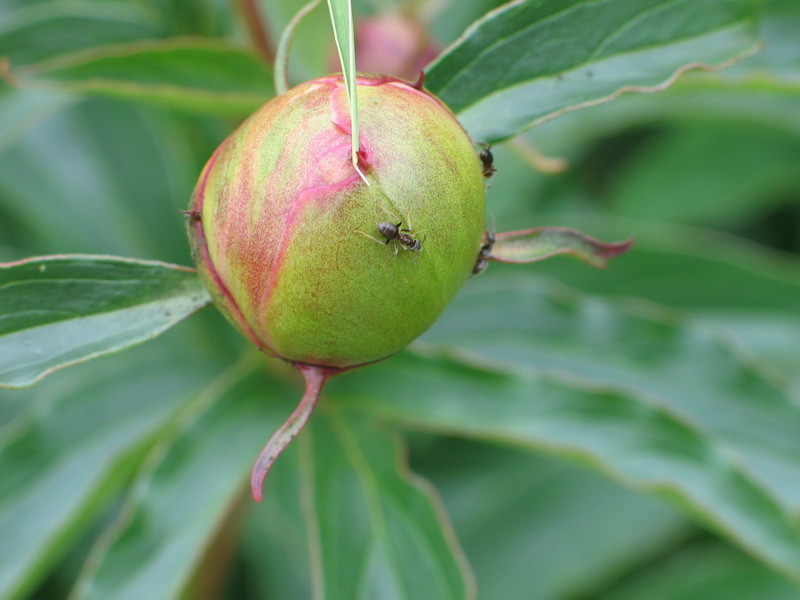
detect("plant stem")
(235, 0), (275, 63)
(250, 363), (334, 502)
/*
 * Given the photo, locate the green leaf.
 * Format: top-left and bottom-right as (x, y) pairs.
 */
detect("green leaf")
(0, 343), (212, 600)
(601, 543), (800, 599)
(326, 0), (364, 177)
(12, 39), (274, 116)
(0, 255), (210, 388)
(72, 359), (291, 600)
(609, 122), (800, 226)
(0, 81), (75, 154)
(422, 272), (800, 516)
(73, 363), (472, 600)
(0, 2), (161, 67)
(0, 99), (203, 262)
(425, 0), (761, 142)
(300, 412), (474, 600)
(415, 439), (688, 600)
(333, 350), (800, 581)
(525, 224), (800, 315)
(490, 227), (633, 267)
(274, 0), (323, 95)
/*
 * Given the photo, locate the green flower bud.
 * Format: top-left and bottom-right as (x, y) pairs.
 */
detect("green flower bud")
(187, 74), (485, 369)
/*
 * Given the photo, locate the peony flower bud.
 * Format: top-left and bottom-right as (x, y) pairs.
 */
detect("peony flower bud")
(187, 74), (485, 370)
(186, 74), (485, 500)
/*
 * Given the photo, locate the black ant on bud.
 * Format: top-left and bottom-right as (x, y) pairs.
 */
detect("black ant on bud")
(356, 209), (424, 257)
(478, 143), (496, 179)
(472, 229), (496, 275)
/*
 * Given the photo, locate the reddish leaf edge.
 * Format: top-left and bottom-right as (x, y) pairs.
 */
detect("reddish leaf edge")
(490, 227), (634, 269)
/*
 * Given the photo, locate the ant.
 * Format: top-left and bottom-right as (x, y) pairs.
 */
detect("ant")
(478, 143), (496, 179)
(356, 209), (424, 257)
(472, 229), (496, 275)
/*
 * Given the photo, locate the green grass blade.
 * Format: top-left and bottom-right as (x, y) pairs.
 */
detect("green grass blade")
(326, 0), (366, 182)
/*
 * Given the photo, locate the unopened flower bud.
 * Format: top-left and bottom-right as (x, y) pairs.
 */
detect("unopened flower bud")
(187, 74), (485, 369)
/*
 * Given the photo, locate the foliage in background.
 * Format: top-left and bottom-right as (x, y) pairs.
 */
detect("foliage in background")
(1, 0), (800, 598)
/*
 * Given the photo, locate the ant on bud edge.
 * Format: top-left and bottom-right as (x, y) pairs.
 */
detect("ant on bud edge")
(356, 208), (424, 258)
(478, 143), (497, 179)
(472, 229), (496, 275)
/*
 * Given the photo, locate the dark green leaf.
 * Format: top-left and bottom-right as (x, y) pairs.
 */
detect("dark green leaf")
(331, 348), (800, 580)
(423, 272), (800, 515)
(609, 122), (800, 226)
(14, 39), (274, 116)
(0, 2), (161, 67)
(426, 0), (760, 142)
(601, 543), (800, 600)
(0, 255), (210, 388)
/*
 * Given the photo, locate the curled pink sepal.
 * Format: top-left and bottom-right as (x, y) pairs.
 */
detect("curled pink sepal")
(490, 227), (633, 269)
(250, 364), (338, 502)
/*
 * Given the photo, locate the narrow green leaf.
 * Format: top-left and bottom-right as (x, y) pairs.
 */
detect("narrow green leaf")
(425, 0), (761, 142)
(416, 440), (688, 600)
(326, 0), (364, 179)
(0, 344), (212, 600)
(490, 227), (633, 267)
(11, 39), (274, 116)
(275, 0), (323, 95)
(73, 359), (294, 600)
(0, 255), (211, 388)
(301, 412), (474, 600)
(330, 343), (800, 581)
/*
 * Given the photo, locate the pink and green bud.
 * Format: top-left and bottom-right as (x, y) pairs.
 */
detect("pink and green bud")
(187, 74), (485, 369)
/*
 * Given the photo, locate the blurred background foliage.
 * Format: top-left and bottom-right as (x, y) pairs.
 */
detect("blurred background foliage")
(1, 0), (800, 598)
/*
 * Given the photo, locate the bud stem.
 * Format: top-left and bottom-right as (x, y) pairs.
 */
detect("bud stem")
(250, 364), (335, 502)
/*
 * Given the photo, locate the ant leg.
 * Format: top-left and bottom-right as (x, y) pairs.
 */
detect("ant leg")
(379, 205), (402, 223)
(354, 230), (386, 245)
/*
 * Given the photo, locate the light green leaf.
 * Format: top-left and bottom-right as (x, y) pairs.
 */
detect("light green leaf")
(425, 0), (761, 142)
(0, 343), (213, 600)
(327, 0), (364, 178)
(416, 439), (688, 600)
(330, 347), (800, 580)
(0, 255), (210, 388)
(10, 38), (274, 116)
(301, 412), (474, 600)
